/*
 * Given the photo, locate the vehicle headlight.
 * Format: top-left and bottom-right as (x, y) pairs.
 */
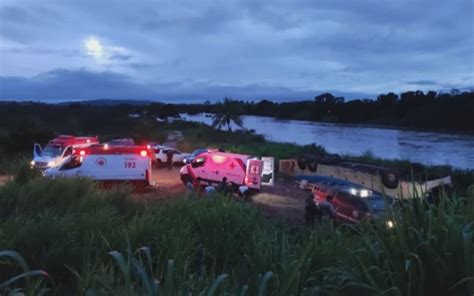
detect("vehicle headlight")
(30, 160), (35, 166)
(47, 161), (55, 167)
(386, 220), (395, 229)
(360, 189), (370, 198)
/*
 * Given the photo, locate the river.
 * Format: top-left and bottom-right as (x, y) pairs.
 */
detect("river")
(181, 113), (474, 170)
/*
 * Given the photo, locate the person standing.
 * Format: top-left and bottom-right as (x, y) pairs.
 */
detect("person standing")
(166, 150), (173, 170)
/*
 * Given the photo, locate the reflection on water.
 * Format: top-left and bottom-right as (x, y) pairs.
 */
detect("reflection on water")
(182, 113), (474, 169)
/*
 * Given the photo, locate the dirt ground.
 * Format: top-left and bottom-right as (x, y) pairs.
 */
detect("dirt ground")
(148, 168), (308, 225)
(0, 168), (309, 226)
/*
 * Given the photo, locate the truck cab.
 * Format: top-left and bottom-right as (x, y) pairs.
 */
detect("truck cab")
(31, 135), (99, 170)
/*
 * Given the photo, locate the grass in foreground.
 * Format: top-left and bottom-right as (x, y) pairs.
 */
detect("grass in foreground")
(0, 175), (473, 295)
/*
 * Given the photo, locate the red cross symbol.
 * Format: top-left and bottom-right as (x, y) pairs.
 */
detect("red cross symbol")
(229, 162), (235, 169)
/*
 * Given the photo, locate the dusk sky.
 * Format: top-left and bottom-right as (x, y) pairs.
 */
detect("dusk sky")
(0, 0), (472, 102)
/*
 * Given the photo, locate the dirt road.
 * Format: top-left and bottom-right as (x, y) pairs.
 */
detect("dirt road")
(149, 168), (308, 225)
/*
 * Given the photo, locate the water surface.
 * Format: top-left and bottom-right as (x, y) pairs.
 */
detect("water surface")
(182, 113), (474, 169)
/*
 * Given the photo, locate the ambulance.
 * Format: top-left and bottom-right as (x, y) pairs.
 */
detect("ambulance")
(31, 135), (99, 170)
(43, 145), (153, 186)
(179, 151), (264, 190)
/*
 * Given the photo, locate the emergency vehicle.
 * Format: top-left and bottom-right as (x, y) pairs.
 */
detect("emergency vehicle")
(304, 176), (395, 227)
(179, 151), (264, 190)
(43, 145), (153, 186)
(31, 135), (99, 170)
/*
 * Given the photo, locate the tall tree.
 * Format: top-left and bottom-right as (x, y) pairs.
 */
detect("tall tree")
(211, 97), (244, 131)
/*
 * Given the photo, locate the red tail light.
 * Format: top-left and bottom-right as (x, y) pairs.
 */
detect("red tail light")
(140, 150), (148, 157)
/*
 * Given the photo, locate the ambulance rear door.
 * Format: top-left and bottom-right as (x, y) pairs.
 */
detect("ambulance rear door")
(245, 159), (262, 190)
(260, 157), (274, 186)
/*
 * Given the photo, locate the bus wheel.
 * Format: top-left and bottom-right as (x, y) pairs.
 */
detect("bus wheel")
(307, 159), (318, 172)
(297, 156), (308, 170)
(382, 170), (399, 189)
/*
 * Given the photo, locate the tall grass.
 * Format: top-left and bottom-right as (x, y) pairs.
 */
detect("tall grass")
(0, 176), (473, 295)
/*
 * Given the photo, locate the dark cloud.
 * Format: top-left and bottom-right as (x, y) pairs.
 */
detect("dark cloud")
(0, 0), (472, 100)
(0, 6), (30, 22)
(109, 53), (133, 61)
(405, 80), (439, 86)
(0, 69), (373, 102)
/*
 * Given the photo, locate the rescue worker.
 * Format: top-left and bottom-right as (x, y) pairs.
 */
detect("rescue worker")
(305, 193), (335, 226)
(205, 181), (216, 198)
(238, 185), (250, 201)
(216, 177), (229, 195)
(166, 150), (173, 170)
(305, 193), (318, 226)
(316, 195), (335, 223)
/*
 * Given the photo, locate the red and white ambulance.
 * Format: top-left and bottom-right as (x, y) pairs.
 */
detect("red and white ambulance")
(179, 151), (263, 190)
(32, 135), (99, 170)
(43, 145), (153, 186)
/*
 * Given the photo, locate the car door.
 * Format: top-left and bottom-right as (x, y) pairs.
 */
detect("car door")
(33, 143), (42, 158)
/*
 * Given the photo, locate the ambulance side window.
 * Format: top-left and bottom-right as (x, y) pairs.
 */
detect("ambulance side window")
(192, 156), (206, 168)
(60, 156), (82, 170)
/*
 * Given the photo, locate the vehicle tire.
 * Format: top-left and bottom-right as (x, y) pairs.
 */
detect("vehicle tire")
(307, 159), (318, 172)
(382, 170), (399, 189)
(297, 155), (308, 170)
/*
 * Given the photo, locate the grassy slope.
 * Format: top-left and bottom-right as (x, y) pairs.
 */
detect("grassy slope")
(0, 177), (473, 295)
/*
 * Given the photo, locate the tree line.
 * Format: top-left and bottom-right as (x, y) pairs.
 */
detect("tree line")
(182, 90), (474, 131)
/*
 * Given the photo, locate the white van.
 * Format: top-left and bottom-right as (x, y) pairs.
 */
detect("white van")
(180, 151), (263, 190)
(43, 145), (153, 186)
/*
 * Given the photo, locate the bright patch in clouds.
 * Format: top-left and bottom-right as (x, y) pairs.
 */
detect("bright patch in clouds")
(84, 37), (104, 59)
(84, 36), (130, 64)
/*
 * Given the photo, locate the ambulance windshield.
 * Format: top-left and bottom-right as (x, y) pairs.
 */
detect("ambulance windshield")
(42, 145), (64, 157)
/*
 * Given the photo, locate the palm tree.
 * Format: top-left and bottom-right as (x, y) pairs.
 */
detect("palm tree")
(211, 97), (244, 131)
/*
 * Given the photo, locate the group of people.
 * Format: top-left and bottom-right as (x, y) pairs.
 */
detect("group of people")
(305, 194), (335, 226)
(186, 177), (251, 200)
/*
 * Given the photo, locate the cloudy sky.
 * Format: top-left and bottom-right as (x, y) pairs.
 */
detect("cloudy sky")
(0, 0), (472, 102)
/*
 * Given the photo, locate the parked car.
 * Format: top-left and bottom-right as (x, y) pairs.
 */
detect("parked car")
(151, 145), (189, 167)
(302, 176), (395, 226)
(183, 148), (210, 164)
(105, 138), (135, 146)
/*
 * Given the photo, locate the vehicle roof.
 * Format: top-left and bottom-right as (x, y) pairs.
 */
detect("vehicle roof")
(75, 144), (151, 156)
(49, 135), (98, 146)
(201, 151), (251, 159)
